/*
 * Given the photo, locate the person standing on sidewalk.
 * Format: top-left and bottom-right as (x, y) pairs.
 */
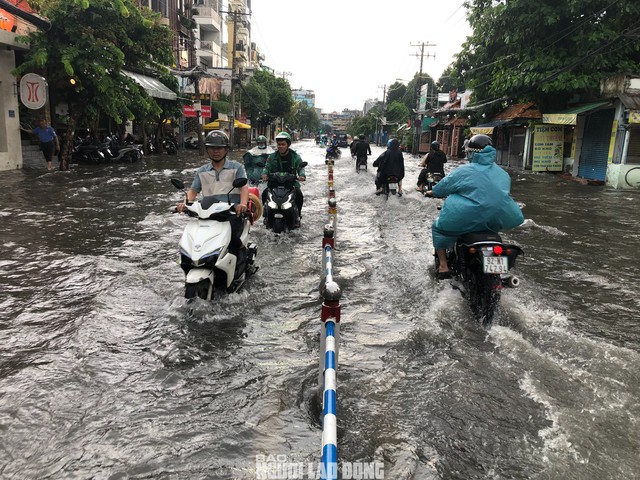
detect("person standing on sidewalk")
(21, 119), (60, 171)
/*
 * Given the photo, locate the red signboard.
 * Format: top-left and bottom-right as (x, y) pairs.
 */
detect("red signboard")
(183, 105), (211, 118)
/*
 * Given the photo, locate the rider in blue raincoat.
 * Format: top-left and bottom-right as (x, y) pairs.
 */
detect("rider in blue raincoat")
(426, 134), (524, 278)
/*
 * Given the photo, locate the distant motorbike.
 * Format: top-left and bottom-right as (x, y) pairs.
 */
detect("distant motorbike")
(436, 231), (524, 325)
(172, 177), (259, 300)
(72, 136), (107, 164)
(162, 138), (178, 155)
(355, 155), (368, 172)
(325, 145), (341, 161)
(420, 172), (443, 196)
(263, 161), (308, 234)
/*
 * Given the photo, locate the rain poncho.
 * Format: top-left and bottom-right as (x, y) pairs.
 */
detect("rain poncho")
(431, 145), (524, 250)
(243, 145), (275, 182)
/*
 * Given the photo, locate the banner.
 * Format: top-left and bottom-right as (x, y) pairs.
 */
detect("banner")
(532, 125), (564, 172)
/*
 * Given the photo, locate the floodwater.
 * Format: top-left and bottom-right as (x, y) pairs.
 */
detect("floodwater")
(0, 140), (639, 479)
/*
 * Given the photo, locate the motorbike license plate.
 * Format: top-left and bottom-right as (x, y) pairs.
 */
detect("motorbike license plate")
(388, 182), (398, 191)
(483, 256), (508, 274)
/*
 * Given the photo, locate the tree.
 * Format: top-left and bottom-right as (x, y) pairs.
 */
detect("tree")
(386, 82), (407, 105)
(241, 69), (294, 130)
(14, 0), (176, 169)
(458, 0), (640, 110)
(290, 101), (319, 136)
(384, 101), (410, 127)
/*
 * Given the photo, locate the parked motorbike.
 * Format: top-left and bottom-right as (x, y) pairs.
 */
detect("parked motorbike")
(420, 172), (443, 195)
(263, 161), (308, 234)
(106, 135), (143, 163)
(171, 177), (258, 300)
(436, 231), (524, 325)
(72, 136), (107, 164)
(162, 137), (178, 155)
(184, 136), (199, 149)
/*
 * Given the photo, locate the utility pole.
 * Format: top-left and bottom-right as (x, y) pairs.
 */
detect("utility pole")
(223, 8), (251, 149)
(410, 42), (436, 155)
(377, 84), (386, 146)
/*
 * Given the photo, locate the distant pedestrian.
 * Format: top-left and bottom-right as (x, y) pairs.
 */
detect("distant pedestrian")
(21, 119), (60, 171)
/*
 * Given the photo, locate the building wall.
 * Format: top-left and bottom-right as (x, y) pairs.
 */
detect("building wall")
(0, 44), (24, 171)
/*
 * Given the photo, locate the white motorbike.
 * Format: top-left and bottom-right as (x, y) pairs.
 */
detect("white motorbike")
(172, 178), (258, 300)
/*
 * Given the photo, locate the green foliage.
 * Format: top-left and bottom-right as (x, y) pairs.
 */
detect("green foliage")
(289, 101), (319, 133)
(240, 69), (294, 126)
(15, 0), (176, 128)
(458, 0), (640, 109)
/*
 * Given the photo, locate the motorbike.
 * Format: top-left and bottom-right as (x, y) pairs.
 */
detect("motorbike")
(325, 145), (341, 161)
(420, 172), (443, 196)
(72, 136), (108, 164)
(382, 175), (399, 198)
(436, 231), (524, 325)
(106, 135), (143, 163)
(171, 177), (259, 301)
(263, 162), (308, 234)
(162, 137), (178, 155)
(355, 155), (368, 172)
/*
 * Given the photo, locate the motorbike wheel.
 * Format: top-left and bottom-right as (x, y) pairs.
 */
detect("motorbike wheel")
(185, 279), (212, 300)
(273, 217), (285, 234)
(467, 270), (500, 325)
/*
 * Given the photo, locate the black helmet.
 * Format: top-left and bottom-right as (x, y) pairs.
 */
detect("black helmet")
(389, 138), (400, 150)
(467, 134), (492, 152)
(204, 130), (230, 147)
(431, 141), (440, 150)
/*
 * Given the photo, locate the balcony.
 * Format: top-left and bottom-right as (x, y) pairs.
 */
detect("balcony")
(194, 5), (221, 32)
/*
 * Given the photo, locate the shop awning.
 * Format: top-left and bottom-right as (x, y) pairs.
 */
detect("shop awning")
(122, 70), (177, 100)
(542, 101), (610, 125)
(203, 119), (251, 130)
(470, 120), (510, 134)
(421, 117), (438, 130)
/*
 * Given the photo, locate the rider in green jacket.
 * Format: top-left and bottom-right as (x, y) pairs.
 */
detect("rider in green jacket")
(261, 131), (307, 213)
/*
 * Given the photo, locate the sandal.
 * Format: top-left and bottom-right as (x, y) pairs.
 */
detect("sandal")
(437, 271), (452, 280)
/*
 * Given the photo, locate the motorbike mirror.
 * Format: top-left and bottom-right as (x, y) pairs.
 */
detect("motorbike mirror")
(233, 177), (248, 188)
(256, 162), (265, 168)
(171, 178), (185, 190)
(299, 161), (308, 168)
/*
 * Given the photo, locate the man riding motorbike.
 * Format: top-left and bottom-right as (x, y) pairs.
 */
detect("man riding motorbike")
(416, 141), (447, 191)
(426, 134), (524, 279)
(353, 134), (372, 168)
(261, 131), (307, 216)
(373, 138), (405, 195)
(177, 130), (249, 257)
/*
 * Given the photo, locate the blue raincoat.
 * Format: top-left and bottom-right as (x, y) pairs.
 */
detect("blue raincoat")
(431, 145), (524, 250)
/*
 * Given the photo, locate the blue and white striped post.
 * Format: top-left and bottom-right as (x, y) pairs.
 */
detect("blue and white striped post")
(320, 226), (341, 480)
(321, 319), (338, 480)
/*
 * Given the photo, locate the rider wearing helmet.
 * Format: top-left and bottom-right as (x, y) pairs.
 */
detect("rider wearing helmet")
(373, 138), (405, 194)
(353, 134), (372, 163)
(426, 134), (524, 279)
(178, 129), (249, 255)
(243, 134), (275, 182)
(261, 132), (307, 216)
(416, 140), (447, 190)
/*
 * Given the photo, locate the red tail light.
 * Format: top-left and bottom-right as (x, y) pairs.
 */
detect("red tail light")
(493, 245), (504, 255)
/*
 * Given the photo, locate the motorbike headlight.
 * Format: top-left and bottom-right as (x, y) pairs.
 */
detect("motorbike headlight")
(268, 201), (278, 209)
(282, 194), (293, 210)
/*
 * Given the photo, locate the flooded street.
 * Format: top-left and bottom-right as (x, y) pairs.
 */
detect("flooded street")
(1, 140), (639, 479)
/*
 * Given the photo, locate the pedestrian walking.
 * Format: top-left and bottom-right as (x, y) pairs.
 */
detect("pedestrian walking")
(21, 119), (60, 171)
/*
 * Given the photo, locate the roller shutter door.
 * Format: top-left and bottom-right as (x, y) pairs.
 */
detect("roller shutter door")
(578, 109), (615, 181)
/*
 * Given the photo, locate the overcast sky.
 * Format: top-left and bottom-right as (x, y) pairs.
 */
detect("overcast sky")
(247, 0), (472, 113)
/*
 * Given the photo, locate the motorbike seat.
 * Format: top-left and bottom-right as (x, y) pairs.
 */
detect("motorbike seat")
(460, 231), (503, 246)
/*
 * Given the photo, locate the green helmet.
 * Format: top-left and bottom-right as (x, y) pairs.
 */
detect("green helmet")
(275, 131), (292, 146)
(204, 130), (230, 147)
(257, 135), (267, 148)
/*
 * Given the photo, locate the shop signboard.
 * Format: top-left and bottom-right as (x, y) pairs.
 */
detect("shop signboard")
(532, 124), (564, 171)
